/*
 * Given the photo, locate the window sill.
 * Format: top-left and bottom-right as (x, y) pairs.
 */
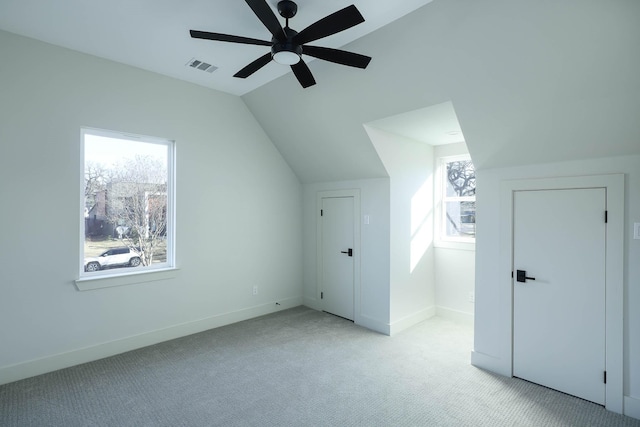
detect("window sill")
(75, 267), (179, 291)
(434, 240), (476, 251)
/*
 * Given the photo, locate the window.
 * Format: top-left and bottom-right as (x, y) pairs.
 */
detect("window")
(440, 156), (476, 242)
(80, 128), (175, 279)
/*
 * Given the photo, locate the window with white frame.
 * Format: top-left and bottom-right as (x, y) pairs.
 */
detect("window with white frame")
(81, 128), (175, 278)
(440, 156), (476, 241)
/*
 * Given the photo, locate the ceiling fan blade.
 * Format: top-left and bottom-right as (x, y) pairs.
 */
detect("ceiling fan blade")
(291, 61), (316, 88)
(234, 53), (273, 78)
(190, 30), (271, 46)
(245, 0), (286, 41)
(302, 45), (371, 69)
(294, 5), (365, 45)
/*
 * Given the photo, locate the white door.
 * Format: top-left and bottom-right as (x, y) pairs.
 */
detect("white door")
(513, 188), (606, 405)
(321, 197), (355, 320)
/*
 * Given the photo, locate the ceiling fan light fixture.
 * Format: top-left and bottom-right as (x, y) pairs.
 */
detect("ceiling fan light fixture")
(273, 51), (300, 65)
(272, 42), (302, 65)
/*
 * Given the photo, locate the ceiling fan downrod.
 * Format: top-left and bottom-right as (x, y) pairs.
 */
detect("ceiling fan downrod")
(272, 1), (301, 64)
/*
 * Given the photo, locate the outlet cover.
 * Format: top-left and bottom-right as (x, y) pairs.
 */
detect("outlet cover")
(634, 223), (640, 240)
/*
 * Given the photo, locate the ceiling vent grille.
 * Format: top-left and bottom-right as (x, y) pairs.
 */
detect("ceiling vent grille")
(186, 58), (217, 73)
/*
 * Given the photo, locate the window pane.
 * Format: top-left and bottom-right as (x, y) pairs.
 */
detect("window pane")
(446, 160), (476, 197)
(444, 201), (476, 238)
(83, 130), (172, 275)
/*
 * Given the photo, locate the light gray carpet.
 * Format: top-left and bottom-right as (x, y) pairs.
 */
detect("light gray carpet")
(1, 306), (638, 426)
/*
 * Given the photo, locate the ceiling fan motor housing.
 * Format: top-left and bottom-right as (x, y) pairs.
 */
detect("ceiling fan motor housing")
(271, 28), (302, 65)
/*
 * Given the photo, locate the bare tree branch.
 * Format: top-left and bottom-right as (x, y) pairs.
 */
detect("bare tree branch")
(447, 160), (476, 197)
(100, 155), (168, 267)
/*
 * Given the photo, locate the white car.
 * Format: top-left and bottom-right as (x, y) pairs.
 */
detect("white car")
(84, 247), (142, 272)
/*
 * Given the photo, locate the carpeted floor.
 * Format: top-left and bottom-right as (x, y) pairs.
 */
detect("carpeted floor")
(1, 306), (639, 426)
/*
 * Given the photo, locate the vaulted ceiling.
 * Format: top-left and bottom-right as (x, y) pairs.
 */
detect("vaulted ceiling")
(1, 0), (639, 184)
(243, 0), (640, 182)
(0, 0), (431, 96)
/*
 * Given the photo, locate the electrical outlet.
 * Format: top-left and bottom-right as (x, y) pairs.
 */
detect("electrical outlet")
(468, 292), (475, 303)
(252, 286), (258, 295)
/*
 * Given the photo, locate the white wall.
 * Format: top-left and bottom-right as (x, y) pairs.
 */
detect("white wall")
(433, 142), (475, 323)
(473, 155), (640, 417)
(434, 249), (475, 322)
(302, 132), (475, 336)
(302, 178), (390, 334)
(365, 126), (436, 334)
(0, 30), (303, 384)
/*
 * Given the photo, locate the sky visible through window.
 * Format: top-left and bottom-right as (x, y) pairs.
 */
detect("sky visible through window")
(85, 134), (167, 168)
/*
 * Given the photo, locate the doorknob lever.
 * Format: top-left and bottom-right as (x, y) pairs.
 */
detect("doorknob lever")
(516, 270), (535, 283)
(340, 248), (353, 257)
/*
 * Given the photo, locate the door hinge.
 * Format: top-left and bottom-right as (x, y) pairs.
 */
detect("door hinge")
(321, 209), (323, 217)
(604, 371), (607, 384)
(605, 210), (608, 223)
(321, 292), (323, 299)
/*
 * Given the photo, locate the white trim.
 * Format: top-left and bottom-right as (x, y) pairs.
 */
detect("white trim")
(75, 267), (179, 291)
(471, 350), (512, 377)
(0, 297), (302, 386)
(624, 396), (640, 420)
(301, 302), (391, 336)
(358, 314), (391, 336)
(436, 306), (474, 326)
(389, 306), (436, 335)
(498, 174), (624, 414)
(302, 296), (321, 311)
(316, 189), (361, 325)
(433, 240), (476, 251)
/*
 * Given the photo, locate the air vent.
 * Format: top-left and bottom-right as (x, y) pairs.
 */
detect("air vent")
(186, 58), (218, 73)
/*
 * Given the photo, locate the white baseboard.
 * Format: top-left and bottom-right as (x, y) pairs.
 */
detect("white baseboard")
(435, 306), (474, 326)
(302, 299), (391, 335)
(357, 313), (391, 335)
(625, 395), (640, 420)
(389, 306), (436, 336)
(302, 296), (321, 311)
(470, 350), (512, 377)
(0, 296), (302, 386)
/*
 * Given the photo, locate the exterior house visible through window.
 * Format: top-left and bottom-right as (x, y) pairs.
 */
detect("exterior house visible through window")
(80, 128), (175, 279)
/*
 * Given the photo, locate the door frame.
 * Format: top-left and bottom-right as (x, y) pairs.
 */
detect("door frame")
(316, 189), (361, 324)
(500, 174), (624, 413)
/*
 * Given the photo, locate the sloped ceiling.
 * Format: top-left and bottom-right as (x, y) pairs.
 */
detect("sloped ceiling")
(0, 0), (432, 96)
(242, 0), (640, 183)
(366, 101), (465, 147)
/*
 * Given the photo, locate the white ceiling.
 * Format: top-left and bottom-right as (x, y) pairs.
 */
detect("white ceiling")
(0, 0), (432, 96)
(366, 101), (465, 146)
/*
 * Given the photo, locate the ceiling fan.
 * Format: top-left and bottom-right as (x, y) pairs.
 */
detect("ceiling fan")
(190, 0), (372, 88)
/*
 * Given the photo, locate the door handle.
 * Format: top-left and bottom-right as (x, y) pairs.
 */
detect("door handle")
(340, 248), (353, 257)
(516, 270), (536, 283)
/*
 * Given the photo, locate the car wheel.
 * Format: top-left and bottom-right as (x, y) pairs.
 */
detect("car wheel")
(129, 257), (141, 267)
(86, 262), (101, 272)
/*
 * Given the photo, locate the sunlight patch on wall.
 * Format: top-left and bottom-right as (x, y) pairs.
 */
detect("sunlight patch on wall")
(410, 177), (434, 272)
